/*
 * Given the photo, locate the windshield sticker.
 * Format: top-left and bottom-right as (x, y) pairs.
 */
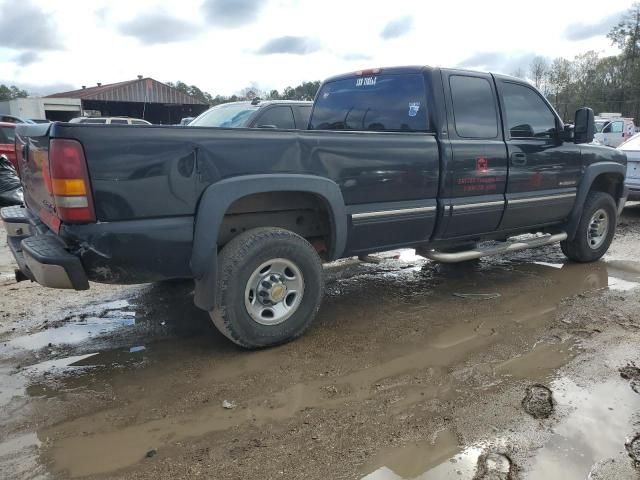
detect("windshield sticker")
(408, 102), (420, 117)
(356, 76), (377, 87)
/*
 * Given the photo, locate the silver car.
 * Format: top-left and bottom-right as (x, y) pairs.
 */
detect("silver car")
(618, 133), (640, 200)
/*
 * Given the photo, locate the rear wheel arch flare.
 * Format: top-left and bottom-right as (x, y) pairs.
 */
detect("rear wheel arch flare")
(191, 174), (347, 311)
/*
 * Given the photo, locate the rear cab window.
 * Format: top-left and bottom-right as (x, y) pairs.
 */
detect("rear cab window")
(309, 73), (429, 132)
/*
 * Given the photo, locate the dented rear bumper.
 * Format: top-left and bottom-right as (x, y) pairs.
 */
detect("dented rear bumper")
(1, 205), (89, 290)
(2, 205), (195, 288)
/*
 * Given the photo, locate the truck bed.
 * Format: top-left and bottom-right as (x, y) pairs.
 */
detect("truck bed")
(17, 122), (440, 223)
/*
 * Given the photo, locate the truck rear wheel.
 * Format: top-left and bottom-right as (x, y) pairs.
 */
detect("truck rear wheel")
(561, 191), (617, 263)
(211, 227), (324, 348)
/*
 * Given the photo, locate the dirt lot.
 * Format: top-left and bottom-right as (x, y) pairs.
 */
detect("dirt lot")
(1, 207), (640, 480)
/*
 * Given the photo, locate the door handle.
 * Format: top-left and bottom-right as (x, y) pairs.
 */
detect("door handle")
(511, 152), (527, 166)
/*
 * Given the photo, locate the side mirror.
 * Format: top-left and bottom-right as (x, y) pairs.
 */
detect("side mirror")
(574, 107), (595, 144)
(561, 124), (574, 142)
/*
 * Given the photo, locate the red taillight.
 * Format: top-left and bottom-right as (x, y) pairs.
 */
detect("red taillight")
(49, 139), (95, 223)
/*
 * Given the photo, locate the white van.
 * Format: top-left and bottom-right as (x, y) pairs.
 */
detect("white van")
(594, 114), (635, 147)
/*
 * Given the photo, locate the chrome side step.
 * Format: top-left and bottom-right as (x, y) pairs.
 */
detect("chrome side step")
(422, 233), (568, 263)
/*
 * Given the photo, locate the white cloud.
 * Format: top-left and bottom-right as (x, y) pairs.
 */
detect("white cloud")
(0, 0), (632, 97)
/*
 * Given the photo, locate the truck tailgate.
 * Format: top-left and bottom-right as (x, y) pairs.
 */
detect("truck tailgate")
(15, 123), (60, 230)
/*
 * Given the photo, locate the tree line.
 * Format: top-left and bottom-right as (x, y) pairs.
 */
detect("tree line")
(166, 80), (321, 106)
(0, 85), (28, 102)
(522, 2), (640, 121)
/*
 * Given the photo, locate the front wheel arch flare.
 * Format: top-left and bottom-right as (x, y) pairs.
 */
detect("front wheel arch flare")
(565, 162), (626, 240)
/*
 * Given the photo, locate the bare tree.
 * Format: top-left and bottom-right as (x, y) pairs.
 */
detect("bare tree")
(529, 56), (548, 90)
(546, 57), (572, 119)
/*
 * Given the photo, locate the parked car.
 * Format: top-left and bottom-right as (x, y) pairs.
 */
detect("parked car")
(189, 100), (312, 129)
(179, 117), (194, 126)
(0, 115), (34, 124)
(2, 65), (628, 349)
(594, 114), (635, 147)
(618, 133), (640, 200)
(29, 119), (51, 124)
(69, 117), (151, 125)
(0, 122), (17, 170)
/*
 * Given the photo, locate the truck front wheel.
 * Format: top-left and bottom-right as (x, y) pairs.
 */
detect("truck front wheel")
(561, 191), (617, 262)
(211, 227), (324, 348)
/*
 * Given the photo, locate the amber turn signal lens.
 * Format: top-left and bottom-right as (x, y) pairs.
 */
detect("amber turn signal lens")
(51, 178), (87, 196)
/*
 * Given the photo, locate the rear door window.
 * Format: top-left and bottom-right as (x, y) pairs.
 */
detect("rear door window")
(310, 73), (429, 132)
(254, 106), (296, 129)
(110, 119), (129, 125)
(449, 75), (498, 138)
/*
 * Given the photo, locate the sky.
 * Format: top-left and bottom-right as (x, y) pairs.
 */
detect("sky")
(0, 0), (635, 97)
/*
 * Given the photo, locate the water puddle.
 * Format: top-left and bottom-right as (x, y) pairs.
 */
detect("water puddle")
(362, 369), (640, 479)
(604, 259), (640, 291)
(527, 376), (640, 479)
(5, 299), (136, 352)
(24, 353), (101, 374)
(361, 430), (490, 479)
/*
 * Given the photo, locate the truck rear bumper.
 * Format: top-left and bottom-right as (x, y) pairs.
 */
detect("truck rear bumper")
(1, 206), (89, 290)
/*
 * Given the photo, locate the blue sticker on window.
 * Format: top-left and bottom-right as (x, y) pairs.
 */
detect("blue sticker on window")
(408, 102), (420, 117)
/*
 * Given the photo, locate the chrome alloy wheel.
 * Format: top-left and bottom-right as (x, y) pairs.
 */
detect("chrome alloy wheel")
(587, 208), (609, 250)
(244, 258), (305, 325)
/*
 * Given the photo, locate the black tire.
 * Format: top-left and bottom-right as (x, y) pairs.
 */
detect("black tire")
(561, 191), (617, 262)
(211, 227), (324, 348)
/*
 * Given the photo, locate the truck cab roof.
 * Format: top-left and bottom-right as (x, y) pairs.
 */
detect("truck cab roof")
(323, 65), (525, 84)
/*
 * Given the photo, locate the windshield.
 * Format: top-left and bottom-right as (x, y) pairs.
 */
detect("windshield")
(189, 103), (258, 128)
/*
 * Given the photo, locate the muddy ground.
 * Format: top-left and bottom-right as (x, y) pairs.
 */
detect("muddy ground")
(1, 208), (640, 480)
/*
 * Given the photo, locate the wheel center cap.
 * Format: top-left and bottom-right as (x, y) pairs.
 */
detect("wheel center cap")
(270, 284), (286, 302)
